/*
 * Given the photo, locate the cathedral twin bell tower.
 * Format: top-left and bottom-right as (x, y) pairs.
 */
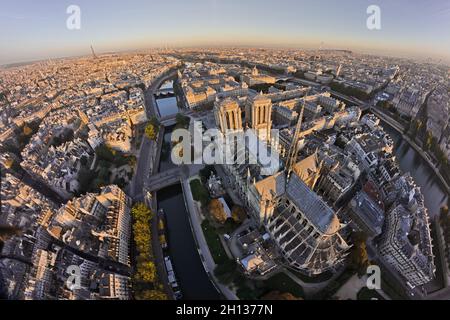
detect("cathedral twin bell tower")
(245, 94), (272, 142)
(214, 98), (243, 133)
(214, 93), (273, 142)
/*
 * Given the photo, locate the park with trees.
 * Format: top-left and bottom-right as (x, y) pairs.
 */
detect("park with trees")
(77, 144), (136, 195)
(131, 203), (167, 300)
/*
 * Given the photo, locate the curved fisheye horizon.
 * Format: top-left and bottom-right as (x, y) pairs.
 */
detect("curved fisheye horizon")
(1, 0), (450, 66)
(1, 0), (450, 308)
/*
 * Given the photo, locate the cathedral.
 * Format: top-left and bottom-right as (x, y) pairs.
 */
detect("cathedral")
(214, 94), (350, 275)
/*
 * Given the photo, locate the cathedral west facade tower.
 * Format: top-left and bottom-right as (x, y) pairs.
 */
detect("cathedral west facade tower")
(245, 94), (273, 141)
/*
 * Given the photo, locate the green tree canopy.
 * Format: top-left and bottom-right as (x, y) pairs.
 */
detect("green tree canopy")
(349, 232), (370, 276)
(145, 123), (157, 140)
(135, 289), (168, 300)
(0, 225), (22, 242)
(175, 113), (190, 129)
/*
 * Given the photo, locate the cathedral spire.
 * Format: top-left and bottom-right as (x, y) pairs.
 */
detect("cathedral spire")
(286, 101), (306, 179)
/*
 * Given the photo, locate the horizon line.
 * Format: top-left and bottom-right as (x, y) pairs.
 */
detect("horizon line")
(2, 44), (450, 69)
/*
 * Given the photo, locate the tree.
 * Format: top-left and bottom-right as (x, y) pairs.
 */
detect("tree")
(175, 113), (190, 129)
(424, 131), (433, 151)
(409, 120), (422, 138)
(95, 145), (115, 162)
(376, 100), (392, 110)
(131, 203), (153, 221)
(236, 285), (258, 300)
(130, 202), (165, 299)
(0, 225), (22, 242)
(131, 203), (154, 257)
(133, 223), (151, 256)
(80, 155), (88, 167)
(136, 260), (157, 283)
(135, 290), (167, 300)
(214, 261), (237, 285)
(189, 179), (210, 206)
(23, 125), (33, 136)
(349, 232), (369, 276)
(231, 206), (247, 224)
(330, 81), (370, 101)
(77, 167), (95, 194)
(145, 123), (157, 141)
(150, 116), (160, 130)
(440, 206), (449, 224)
(199, 165), (216, 183)
(208, 199), (228, 224)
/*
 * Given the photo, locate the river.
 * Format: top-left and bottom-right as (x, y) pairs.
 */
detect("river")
(158, 126), (177, 173)
(381, 123), (448, 293)
(382, 125), (448, 219)
(157, 184), (221, 300)
(155, 83), (221, 299)
(155, 80), (179, 117)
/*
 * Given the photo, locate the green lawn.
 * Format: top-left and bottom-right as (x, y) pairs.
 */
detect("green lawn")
(201, 220), (229, 265)
(190, 179), (210, 206)
(202, 220), (239, 287)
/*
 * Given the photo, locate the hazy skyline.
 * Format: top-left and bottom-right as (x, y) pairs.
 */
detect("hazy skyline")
(1, 0), (450, 65)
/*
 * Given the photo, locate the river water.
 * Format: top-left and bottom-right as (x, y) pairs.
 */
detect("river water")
(157, 184), (221, 300)
(382, 125), (448, 219)
(155, 81), (179, 117)
(156, 92), (221, 299)
(382, 124), (448, 293)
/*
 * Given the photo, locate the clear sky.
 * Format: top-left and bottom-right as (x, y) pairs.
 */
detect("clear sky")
(1, 0), (449, 64)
